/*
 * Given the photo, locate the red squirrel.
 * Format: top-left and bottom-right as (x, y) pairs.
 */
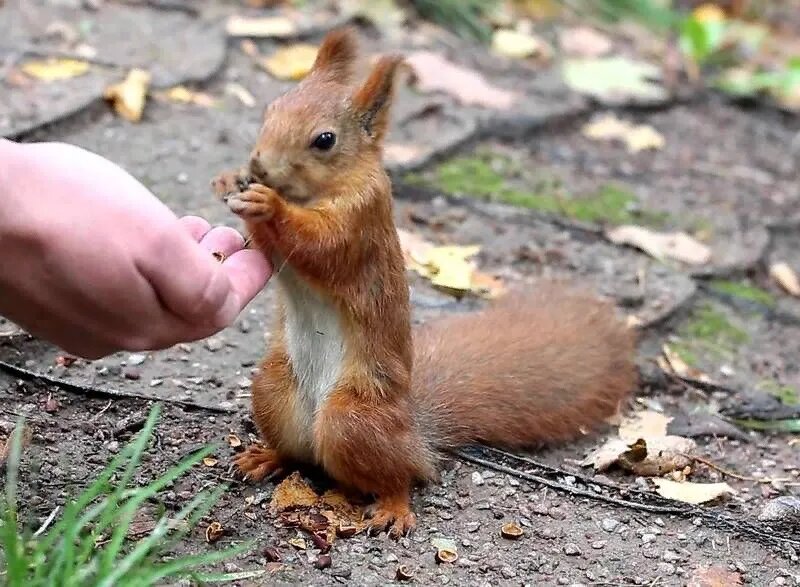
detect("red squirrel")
(211, 28), (637, 538)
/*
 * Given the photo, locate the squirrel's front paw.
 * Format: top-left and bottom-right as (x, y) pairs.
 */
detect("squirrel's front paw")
(211, 170), (249, 201)
(227, 183), (281, 221)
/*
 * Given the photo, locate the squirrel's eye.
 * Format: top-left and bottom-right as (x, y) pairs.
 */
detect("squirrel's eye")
(311, 131), (336, 151)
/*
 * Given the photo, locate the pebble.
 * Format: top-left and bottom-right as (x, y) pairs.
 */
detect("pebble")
(177, 172), (188, 184)
(662, 550), (680, 563)
(600, 518), (620, 532)
(386, 553), (398, 563)
(641, 533), (657, 544)
(466, 522), (481, 533)
(107, 441), (120, 453)
(656, 563), (675, 576)
(127, 353), (147, 366)
(500, 566), (517, 579)
(591, 540), (607, 549)
(471, 472), (484, 486)
(123, 367), (141, 380)
(150, 379), (163, 387)
(205, 337), (224, 352)
(563, 543), (582, 556)
(758, 496), (800, 524)
(107, 365), (122, 376)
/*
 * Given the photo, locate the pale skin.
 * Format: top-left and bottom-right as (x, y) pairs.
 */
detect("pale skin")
(0, 139), (272, 359)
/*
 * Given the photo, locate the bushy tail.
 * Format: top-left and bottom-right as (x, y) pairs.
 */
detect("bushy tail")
(411, 282), (637, 451)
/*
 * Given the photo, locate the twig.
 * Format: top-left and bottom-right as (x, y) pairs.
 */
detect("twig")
(685, 453), (758, 482)
(33, 505), (61, 538)
(454, 448), (690, 515)
(0, 360), (235, 413)
(0, 46), (126, 69)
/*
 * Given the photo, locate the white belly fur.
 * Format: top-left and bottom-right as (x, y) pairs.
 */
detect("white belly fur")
(278, 266), (346, 434)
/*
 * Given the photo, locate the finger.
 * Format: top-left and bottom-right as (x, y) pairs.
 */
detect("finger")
(198, 226), (246, 258)
(179, 216), (212, 241)
(209, 249), (272, 328)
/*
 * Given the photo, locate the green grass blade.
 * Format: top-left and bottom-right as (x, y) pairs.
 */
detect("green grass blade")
(1, 419), (27, 586)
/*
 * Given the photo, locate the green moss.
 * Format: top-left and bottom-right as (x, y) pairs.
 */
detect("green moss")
(757, 380), (800, 406)
(709, 280), (776, 307)
(421, 153), (669, 226)
(682, 304), (749, 346)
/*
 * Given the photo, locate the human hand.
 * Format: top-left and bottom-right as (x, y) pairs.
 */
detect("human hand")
(0, 139), (271, 359)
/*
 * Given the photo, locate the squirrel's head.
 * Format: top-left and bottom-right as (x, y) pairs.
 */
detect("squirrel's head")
(248, 27), (403, 203)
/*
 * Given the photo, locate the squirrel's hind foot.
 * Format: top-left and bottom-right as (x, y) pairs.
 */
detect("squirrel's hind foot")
(364, 492), (416, 539)
(233, 444), (283, 482)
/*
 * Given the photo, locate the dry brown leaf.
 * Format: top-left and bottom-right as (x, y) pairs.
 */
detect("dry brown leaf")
(261, 44), (318, 81)
(559, 26), (612, 57)
(270, 471), (320, 513)
(21, 58), (89, 81)
(205, 521), (224, 543)
(652, 478), (735, 505)
(104, 69), (151, 122)
(225, 82), (256, 107)
(618, 410), (671, 441)
(606, 225), (712, 265)
(406, 51), (515, 109)
(491, 29), (551, 60)
(0, 425), (31, 466)
(583, 435), (695, 474)
(225, 15), (297, 38)
(770, 261), (800, 296)
(687, 565), (743, 587)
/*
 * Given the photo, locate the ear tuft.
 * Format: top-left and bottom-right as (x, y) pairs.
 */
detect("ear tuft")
(351, 54), (404, 143)
(311, 27), (359, 83)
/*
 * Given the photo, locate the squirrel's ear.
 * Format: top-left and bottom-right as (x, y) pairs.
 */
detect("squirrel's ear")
(310, 27), (358, 82)
(351, 55), (404, 143)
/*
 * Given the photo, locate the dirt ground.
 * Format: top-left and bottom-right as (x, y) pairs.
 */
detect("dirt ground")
(2, 1), (800, 585)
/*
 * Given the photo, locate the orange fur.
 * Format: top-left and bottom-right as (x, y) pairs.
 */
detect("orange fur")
(213, 28), (638, 538)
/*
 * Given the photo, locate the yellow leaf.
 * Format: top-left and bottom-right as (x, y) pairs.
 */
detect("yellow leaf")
(104, 69), (151, 122)
(21, 58), (89, 81)
(652, 478), (734, 505)
(261, 44), (318, 81)
(770, 262), (800, 296)
(692, 3), (726, 23)
(225, 15), (297, 38)
(582, 114), (664, 153)
(163, 86), (216, 107)
(425, 246), (480, 293)
(491, 29), (550, 60)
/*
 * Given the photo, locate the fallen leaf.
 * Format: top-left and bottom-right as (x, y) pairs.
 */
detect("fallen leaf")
(161, 86), (216, 107)
(104, 69), (151, 123)
(491, 28), (551, 60)
(653, 478), (735, 505)
(605, 225), (712, 265)
(225, 82), (256, 107)
(470, 270), (506, 299)
(618, 410), (671, 441)
(582, 114), (665, 153)
(687, 565), (742, 587)
(660, 345), (716, 384)
(270, 471), (320, 513)
(21, 58), (89, 81)
(770, 262), (800, 296)
(425, 245), (481, 293)
(261, 44), (318, 81)
(562, 57), (667, 104)
(406, 51), (515, 109)
(583, 436), (696, 474)
(559, 26), (612, 57)
(225, 15), (297, 38)
(397, 228), (434, 266)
